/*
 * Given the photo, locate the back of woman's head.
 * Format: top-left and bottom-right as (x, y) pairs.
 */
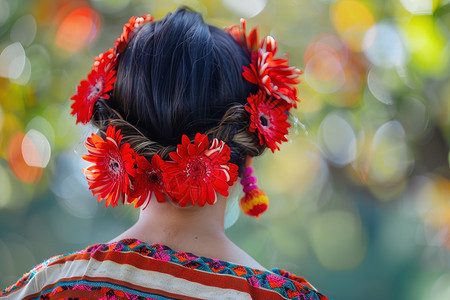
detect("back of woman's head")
(92, 7), (263, 169)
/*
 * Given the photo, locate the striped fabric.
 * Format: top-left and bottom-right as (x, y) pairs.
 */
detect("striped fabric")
(0, 239), (329, 300)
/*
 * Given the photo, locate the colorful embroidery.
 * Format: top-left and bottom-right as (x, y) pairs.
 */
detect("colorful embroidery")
(1, 239), (330, 300)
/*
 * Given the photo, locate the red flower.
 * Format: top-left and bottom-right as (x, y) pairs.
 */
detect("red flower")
(71, 15), (153, 125)
(129, 154), (166, 208)
(162, 133), (238, 207)
(224, 18), (259, 54)
(93, 48), (115, 70)
(245, 90), (291, 152)
(82, 126), (137, 207)
(242, 36), (303, 108)
(114, 14), (154, 55)
(70, 55), (116, 124)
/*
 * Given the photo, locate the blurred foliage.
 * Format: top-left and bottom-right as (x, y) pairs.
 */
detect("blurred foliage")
(0, 0), (450, 299)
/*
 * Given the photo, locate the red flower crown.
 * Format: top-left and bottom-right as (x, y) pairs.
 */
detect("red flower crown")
(83, 127), (238, 208)
(71, 14), (302, 209)
(225, 19), (302, 152)
(70, 14), (154, 125)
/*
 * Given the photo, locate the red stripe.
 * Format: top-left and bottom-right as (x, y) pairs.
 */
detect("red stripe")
(12, 250), (288, 300)
(91, 250), (286, 299)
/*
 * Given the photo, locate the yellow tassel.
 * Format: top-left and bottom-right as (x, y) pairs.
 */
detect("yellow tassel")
(239, 188), (268, 218)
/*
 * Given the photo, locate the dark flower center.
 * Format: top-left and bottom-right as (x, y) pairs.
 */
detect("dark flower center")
(88, 79), (104, 100)
(259, 115), (269, 127)
(109, 158), (121, 173)
(186, 158), (208, 179)
(149, 171), (160, 183)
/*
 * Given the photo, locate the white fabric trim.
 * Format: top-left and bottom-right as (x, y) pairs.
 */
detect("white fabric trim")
(1, 257), (252, 300)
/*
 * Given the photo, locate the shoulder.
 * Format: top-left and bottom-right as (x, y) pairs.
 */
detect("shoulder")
(1, 239), (330, 300)
(0, 250), (80, 299)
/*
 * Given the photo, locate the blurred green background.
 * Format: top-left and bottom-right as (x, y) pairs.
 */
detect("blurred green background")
(0, 0), (449, 299)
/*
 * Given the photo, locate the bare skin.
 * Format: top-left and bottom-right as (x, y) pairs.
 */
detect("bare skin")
(111, 183), (267, 271)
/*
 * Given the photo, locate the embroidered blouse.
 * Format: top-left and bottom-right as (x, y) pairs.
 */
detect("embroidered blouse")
(0, 239), (330, 299)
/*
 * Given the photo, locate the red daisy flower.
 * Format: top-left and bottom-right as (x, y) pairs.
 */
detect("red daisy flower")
(224, 18), (259, 54)
(242, 36), (303, 108)
(70, 55), (116, 124)
(114, 14), (154, 55)
(245, 90), (291, 152)
(93, 48), (115, 70)
(82, 126), (137, 207)
(129, 154), (166, 209)
(162, 133), (238, 207)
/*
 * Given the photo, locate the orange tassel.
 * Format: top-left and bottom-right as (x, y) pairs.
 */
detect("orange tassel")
(239, 166), (268, 218)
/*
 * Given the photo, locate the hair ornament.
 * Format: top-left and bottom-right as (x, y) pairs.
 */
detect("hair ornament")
(70, 14), (153, 124)
(73, 13), (303, 220)
(225, 18), (302, 154)
(129, 154), (166, 209)
(245, 90), (291, 152)
(224, 18), (259, 55)
(239, 166), (268, 218)
(162, 133), (239, 207)
(226, 19), (302, 217)
(244, 35), (302, 108)
(70, 53), (117, 125)
(114, 14), (154, 55)
(82, 127), (238, 209)
(225, 18), (303, 108)
(82, 126), (138, 207)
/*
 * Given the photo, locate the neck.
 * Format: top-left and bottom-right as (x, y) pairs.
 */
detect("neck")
(111, 194), (230, 255)
(110, 184), (267, 270)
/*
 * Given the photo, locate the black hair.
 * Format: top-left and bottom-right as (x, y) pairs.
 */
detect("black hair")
(114, 7), (256, 143)
(92, 7), (263, 171)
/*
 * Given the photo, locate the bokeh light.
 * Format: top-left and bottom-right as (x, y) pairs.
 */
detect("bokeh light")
(305, 47), (346, 94)
(10, 14), (37, 47)
(400, 0), (437, 15)
(363, 22), (408, 68)
(416, 176), (450, 249)
(222, 0), (267, 18)
(401, 15), (449, 74)
(22, 129), (51, 168)
(7, 132), (43, 184)
(26, 116), (56, 150)
(319, 112), (357, 166)
(368, 121), (413, 184)
(0, 1), (449, 299)
(367, 68), (394, 105)
(0, 43), (26, 80)
(330, 0), (375, 52)
(55, 5), (101, 53)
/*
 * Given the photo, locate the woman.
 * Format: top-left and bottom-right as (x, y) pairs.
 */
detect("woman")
(1, 7), (329, 300)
